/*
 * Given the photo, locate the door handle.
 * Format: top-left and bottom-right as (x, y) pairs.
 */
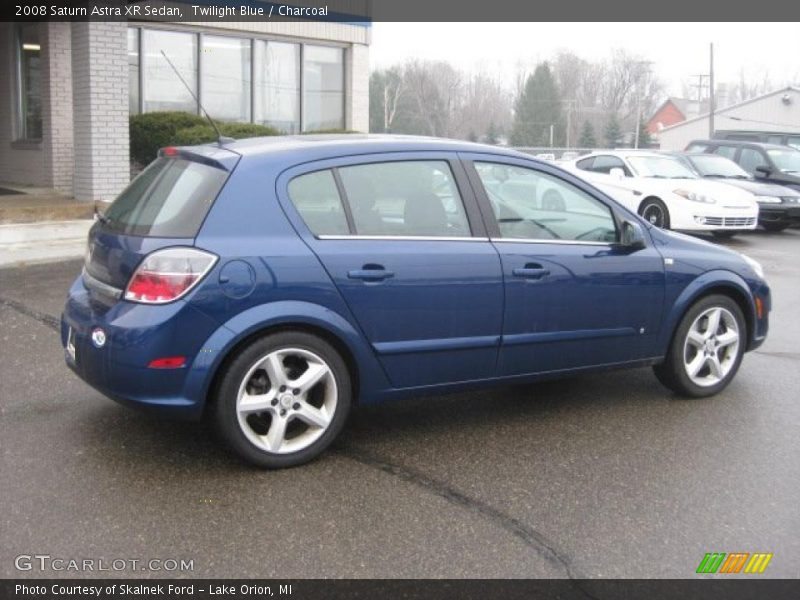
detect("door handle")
(512, 263), (550, 279)
(347, 266), (395, 282)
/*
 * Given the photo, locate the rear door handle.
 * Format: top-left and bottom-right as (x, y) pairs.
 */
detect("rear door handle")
(347, 266), (395, 282)
(512, 264), (550, 280)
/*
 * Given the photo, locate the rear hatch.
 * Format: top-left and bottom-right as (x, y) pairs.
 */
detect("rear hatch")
(84, 146), (239, 299)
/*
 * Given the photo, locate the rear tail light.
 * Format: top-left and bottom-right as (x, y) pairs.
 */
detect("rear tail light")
(125, 247), (217, 304)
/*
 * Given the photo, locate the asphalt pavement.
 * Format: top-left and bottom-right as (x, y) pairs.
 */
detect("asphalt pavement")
(1, 229), (798, 579)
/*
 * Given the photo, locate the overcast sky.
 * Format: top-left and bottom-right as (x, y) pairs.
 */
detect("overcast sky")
(370, 23), (800, 97)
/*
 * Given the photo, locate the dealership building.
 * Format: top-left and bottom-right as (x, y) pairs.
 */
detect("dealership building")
(0, 16), (370, 203)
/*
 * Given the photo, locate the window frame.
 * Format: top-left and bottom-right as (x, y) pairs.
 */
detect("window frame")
(277, 153), (488, 242)
(462, 154), (625, 247)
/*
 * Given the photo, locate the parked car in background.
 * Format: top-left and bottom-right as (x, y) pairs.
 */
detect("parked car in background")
(674, 152), (800, 232)
(686, 140), (800, 192)
(712, 130), (800, 150)
(61, 136), (770, 468)
(564, 151), (759, 237)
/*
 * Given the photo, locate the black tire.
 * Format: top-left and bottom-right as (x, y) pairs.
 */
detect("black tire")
(762, 222), (789, 232)
(712, 231), (737, 239)
(653, 294), (746, 398)
(639, 198), (671, 229)
(212, 331), (352, 469)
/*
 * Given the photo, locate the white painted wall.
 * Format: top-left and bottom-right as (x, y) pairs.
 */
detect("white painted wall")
(659, 88), (800, 150)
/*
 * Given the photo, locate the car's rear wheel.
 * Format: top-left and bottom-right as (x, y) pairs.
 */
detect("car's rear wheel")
(762, 222), (789, 232)
(653, 294), (746, 398)
(639, 198), (670, 229)
(213, 331), (351, 468)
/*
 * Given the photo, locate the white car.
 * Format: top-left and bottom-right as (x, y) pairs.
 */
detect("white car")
(562, 151), (759, 236)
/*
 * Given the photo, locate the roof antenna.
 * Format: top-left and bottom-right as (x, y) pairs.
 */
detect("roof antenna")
(160, 50), (234, 146)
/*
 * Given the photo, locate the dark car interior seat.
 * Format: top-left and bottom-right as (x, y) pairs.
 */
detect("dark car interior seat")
(403, 192), (450, 236)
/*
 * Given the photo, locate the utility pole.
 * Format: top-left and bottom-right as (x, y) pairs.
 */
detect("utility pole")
(549, 124), (554, 148)
(709, 43), (715, 138)
(634, 62), (652, 149)
(691, 74), (708, 104)
(565, 100), (572, 149)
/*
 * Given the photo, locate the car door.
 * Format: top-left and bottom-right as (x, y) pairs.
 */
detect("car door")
(463, 153), (665, 376)
(277, 153), (504, 389)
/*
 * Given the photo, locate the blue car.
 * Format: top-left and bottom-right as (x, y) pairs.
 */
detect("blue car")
(61, 136), (771, 468)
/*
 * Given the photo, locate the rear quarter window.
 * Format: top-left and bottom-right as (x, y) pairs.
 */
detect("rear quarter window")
(101, 157), (228, 237)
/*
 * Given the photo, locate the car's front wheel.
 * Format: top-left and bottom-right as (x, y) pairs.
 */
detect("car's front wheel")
(213, 331), (352, 468)
(653, 294), (746, 397)
(639, 198), (671, 229)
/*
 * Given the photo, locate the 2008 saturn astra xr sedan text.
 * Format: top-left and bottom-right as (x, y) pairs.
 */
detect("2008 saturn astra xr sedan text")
(61, 136), (771, 468)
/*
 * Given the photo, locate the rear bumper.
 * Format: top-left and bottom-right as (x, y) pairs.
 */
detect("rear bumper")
(61, 275), (221, 420)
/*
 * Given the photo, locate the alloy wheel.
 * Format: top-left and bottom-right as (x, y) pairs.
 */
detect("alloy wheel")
(643, 203), (665, 227)
(682, 307), (740, 387)
(236, 347), (337, 454)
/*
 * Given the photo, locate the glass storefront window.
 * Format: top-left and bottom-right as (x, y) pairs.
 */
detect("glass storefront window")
(303, 45), (344, 132)
(142, 29), (198, 113)
(201, 35), (251, 122)
(131, 27), (346, 132)
(17, 24), (42, 140)
(254, 40), (300, 134)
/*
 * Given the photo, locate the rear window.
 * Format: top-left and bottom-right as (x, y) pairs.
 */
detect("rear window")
(101, 157), (228, 237)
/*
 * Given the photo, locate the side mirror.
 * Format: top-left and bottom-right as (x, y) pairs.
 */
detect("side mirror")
(609, 167), (625, 180)
(620, 220), (646, 249)
(755, 165), (772, 176)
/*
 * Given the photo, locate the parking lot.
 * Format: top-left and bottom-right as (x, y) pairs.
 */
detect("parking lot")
(1, 229), (798, 579)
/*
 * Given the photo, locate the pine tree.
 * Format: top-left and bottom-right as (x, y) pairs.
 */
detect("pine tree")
(636, 120), (653, 148)
(578, 120), (596, 148)
(604, 114), (622, 148)
(485, 121), (500, 145)
(510, 63), (563, 147)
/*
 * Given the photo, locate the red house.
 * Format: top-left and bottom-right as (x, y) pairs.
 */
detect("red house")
(647, 97), (709, 135)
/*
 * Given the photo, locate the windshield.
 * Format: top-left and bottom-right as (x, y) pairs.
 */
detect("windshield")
(688, 155), (751, 178)
(102, 157), (228, 237)
(627, 156), (698, 179)
(767, 149), (800, 174)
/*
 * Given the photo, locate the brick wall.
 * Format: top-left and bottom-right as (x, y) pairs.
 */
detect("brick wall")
(347, 44), (369, 132)
(71, 21), (129, 203)
(41, 22), (74, 194)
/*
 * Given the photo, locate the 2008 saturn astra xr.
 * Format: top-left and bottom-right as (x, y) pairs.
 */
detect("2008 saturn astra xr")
(62, 136), (771, 468)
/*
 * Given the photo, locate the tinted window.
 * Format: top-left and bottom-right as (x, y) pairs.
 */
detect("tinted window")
(338, 161), (471, 237)
(287, 170), (349, 236)
(575, 157), (594, 171)
(786, 136), (800, 150)
(739, 148), (769, 174)
(714, 145), (738, 160)
(591, 155), (628, 175)
(767, 135), (784, 145)
(766, 148), (800, 173)
(102, 158), (227, 237)
(475, 162), (617, 243)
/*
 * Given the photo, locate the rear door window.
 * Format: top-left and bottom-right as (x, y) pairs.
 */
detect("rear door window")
(102, 157), (228, 237)
(337, 161), (471, 237)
